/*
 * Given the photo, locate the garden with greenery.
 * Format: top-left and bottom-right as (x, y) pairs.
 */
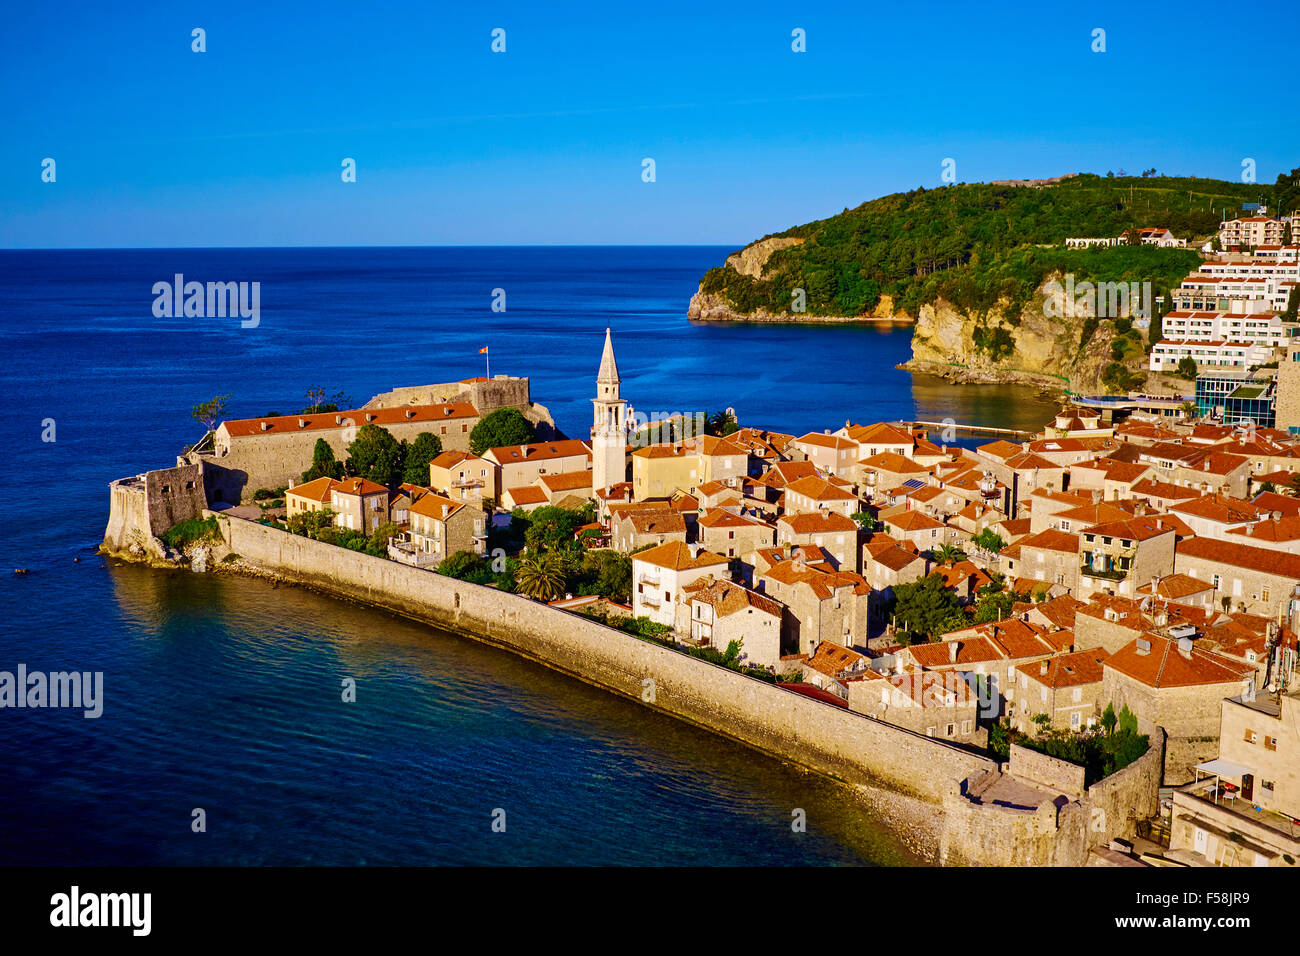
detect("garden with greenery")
(988, 703), (1150, 786)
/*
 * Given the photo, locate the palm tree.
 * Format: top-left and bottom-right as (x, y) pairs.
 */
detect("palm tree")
(514, 552), (567, 602)
(932, 542), (966, 566)
(1180, 400), (1198, 422)
(705, 409), (738, 437)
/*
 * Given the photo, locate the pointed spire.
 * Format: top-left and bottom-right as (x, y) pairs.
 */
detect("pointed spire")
(597, 327), (620, 384)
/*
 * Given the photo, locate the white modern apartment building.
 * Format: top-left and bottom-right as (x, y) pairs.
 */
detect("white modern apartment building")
(1150, 338), (1274, 372)
(1159, 309), (1298, 347)
(1252, 245), (1299, 263)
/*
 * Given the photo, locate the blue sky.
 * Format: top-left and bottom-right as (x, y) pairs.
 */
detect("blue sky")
(2, 0), (1297, 247)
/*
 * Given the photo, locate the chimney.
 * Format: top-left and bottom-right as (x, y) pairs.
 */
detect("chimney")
(1136, 637), (1151, 656)
(406, 409), (416, 419)
(260, 421), (271, 432)
(949, 641), (959, 663)
(1177, 636), (1193, 658)
(1040, 661), (1049, 676)
(366, 413), (377, 422)
(336, 415), (344, 425)
(298, 418), (307, 428)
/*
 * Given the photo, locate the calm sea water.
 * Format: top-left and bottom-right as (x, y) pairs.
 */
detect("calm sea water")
(0, 247), (1057, 865)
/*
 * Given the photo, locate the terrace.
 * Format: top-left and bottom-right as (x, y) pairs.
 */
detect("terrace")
(1179, 761), (1300, 844)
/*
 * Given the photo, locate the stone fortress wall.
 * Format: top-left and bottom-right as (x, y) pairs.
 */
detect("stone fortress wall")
(187, 375), (557, 505)
(102, 462), (208, 559)
(213, 513), (997, 805)
(940, 729), (1165, 865)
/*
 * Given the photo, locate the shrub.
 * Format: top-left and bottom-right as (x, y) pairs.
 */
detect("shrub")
(161, 516), (222, 550)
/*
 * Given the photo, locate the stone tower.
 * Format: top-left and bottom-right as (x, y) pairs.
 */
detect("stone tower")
(591, 327), (627, 493)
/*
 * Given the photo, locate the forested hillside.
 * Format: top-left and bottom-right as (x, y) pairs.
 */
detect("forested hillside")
(695, 172), (1292, 319)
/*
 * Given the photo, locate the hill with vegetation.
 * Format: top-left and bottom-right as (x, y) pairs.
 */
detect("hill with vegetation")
(688, 169), (1298, 392)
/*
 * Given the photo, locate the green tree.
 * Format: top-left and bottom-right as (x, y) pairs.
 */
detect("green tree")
(402, 432), (443, 485)
(437, 550), (487, 580)
(932, 542), (966, 565)
(346, 424), (405, 485)
(889, 573), (965, 642)
(469, 407), (536, 456)
(574, 549), (633, 603)
(1175, 356), (1198, 379)
(515, 552), (567, 601)
(1100, 702), (1117, 735)
(973, 581), (1025, 624)
(1284, 287), (1299, 324)
(523, 504), (593, 553)
(850, 511), (877, 530)
(972, 528), (1005, 554)
(705, 409), (739, 437)
(287, 507), (335, 538)
(302, 386), (353, 415)
(191, 394), (231, 434)
(366, 522), (400, 557)
(302, 438), (344, 483)
(1117, 704), (1139, 736)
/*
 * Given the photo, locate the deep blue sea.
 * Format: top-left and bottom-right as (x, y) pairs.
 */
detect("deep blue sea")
(0, 247), (1058, 865)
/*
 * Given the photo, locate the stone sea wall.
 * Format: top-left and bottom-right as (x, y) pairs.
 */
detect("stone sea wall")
(213, 514), (996, 805)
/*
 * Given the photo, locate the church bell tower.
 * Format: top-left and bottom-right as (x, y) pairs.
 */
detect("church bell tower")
(592, 328), (627, 494)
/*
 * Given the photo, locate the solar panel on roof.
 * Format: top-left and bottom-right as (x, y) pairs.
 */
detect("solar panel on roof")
(903, 478), (925, 490)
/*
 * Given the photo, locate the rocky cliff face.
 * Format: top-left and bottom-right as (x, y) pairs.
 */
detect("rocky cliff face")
(688, 234), (909, 323)
(725, 236), (804, 278)
(904, 279), (1125, 393)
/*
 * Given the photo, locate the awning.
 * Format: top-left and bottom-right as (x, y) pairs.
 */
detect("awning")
(1195, 758), (1253, 779)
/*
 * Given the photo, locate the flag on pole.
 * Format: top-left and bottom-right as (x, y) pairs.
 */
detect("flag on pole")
(479, 347), (488, 353)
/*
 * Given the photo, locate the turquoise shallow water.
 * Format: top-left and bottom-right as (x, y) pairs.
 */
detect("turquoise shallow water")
(0, 246), (1056, 864)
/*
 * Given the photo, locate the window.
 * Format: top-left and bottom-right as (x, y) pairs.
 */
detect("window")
(1072, 687), (1082, 703)
(926, 726), (936, 737)
(1265, 736), (1277, 751)
(1262, 780), (1275, 793)
(961, 720), (971, 734)
(945, 723), (955, 737)
(1245, 729), (1257, 744)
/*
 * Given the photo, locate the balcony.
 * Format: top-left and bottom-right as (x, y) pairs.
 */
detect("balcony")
(388, 537), (440, 569)
(1081, 562), (1128, 581)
